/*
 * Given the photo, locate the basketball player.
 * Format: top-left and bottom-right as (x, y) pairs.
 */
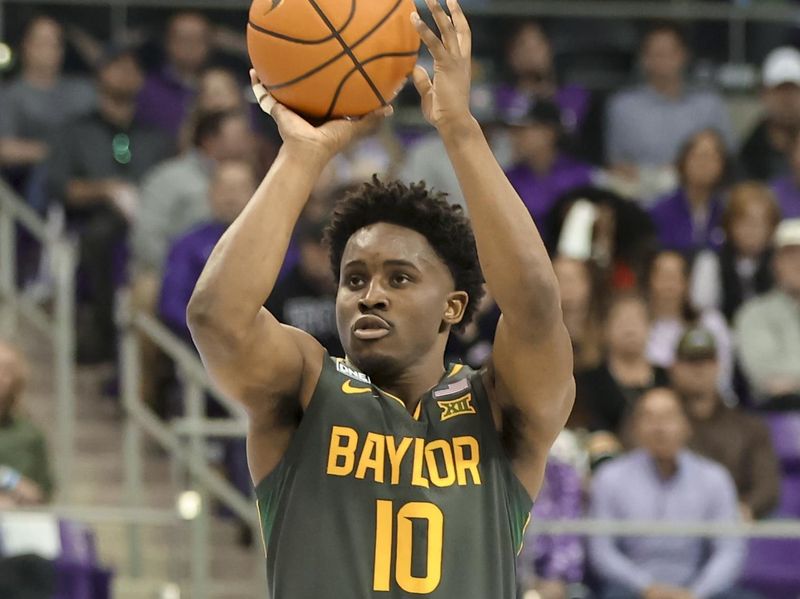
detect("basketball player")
(187, 0), (574, 596)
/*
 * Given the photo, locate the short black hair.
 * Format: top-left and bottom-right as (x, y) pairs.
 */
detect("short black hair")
(324, 177), (484, 333)
(642, 20), (688, 51)
(192, 109), (242, 148)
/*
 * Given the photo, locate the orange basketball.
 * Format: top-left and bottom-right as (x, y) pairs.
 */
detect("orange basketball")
(247, 0), (420, 120)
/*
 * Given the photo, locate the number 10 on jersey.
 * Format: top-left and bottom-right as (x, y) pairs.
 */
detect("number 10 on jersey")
(373, 500), (444, 593)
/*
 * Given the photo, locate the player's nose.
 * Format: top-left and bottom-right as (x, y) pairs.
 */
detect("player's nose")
(358, 279), (389, 312)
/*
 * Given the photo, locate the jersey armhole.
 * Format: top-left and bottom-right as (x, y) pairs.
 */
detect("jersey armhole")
(253, 351), (334, 492)
(469, 370), (534, 554)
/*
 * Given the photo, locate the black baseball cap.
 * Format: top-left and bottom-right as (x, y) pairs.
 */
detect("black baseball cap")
(676, 327), (717, 361)
(501, 98), (562, 129)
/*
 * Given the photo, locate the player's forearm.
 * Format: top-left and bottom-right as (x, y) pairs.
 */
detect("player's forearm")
(439, 118), (561, 331)
(187, 147), (326, 338)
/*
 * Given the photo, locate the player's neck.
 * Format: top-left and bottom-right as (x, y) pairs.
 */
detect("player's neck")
(372, 353), (448, 415)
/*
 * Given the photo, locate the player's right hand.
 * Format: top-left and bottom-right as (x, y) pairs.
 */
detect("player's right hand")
(250, 69), (393, 164)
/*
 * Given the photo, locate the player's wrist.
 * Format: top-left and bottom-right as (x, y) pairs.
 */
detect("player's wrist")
(435, 114), (481, 141)
(278, 142), (331, 171)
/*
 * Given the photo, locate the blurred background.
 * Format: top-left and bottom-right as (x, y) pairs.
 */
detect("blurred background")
(1, 0), (800, 598)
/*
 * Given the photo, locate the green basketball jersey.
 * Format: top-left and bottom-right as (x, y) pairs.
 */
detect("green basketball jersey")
(255, 355), (533, 598)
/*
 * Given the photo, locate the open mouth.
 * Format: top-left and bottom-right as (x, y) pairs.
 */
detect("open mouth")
(352, 315), (391, 340)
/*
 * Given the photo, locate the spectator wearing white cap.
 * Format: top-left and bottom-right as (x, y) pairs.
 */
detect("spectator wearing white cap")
(735, 218), (800, 408)
(740, 47), (800, 181)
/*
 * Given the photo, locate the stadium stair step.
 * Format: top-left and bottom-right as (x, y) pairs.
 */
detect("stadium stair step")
(13, 319), (264, 598)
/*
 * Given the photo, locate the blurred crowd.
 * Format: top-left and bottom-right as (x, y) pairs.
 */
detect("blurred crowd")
(2, 7), (800, 599)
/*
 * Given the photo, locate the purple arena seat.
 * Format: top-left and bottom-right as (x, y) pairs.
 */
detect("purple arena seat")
(741, 418), (800, 599)
(765, 414), (800, 471)
(54, 521), (112, 599)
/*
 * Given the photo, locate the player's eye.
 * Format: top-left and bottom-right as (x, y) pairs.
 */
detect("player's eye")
(391, 273), (412, 286)
(346, 275), (365, 288)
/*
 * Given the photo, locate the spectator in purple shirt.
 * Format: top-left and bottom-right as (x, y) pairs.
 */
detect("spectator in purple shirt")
(494, 21), (591, 139)
(503, 99), (594, 234)
(589, 387), (754, 599)
(650, 129), (729, 253)
(159, 158), (256, 341)
(517, 457), (585, 599)
(770, 130), (800, 219)
(136, 12), (212, 139)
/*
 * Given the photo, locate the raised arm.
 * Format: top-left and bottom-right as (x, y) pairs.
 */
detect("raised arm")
(187, 76), (390, 478)
(411, 0), (574, 498)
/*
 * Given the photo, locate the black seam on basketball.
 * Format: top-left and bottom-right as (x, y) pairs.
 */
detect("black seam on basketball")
(305, 0), (398, 107)
(260, 0), (407, 92)
(323, 50), (419, 120)
(247, 0), (355, 45)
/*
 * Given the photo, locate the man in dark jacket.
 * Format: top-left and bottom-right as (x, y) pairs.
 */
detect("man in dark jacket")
(671, 327), (780, 520)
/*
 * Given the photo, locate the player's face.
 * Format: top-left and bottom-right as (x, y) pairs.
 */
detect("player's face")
(336, 222), (466, 379)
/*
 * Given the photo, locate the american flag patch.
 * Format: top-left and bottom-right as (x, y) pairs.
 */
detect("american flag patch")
(432, 378), (470, 399)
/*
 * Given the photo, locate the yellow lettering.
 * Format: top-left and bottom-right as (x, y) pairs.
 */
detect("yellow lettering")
(356, 432), (386, 483)
(425, 440), (456, 487)
(373, 500), (393, 591)
(395, 502), (444, 593)
(386, 436), (412, 485)
(453, 436), (481, 485)
(327, 426), (358, 477)
(411, 438), (429, 488)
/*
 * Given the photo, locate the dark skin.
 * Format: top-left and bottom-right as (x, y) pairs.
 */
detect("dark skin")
(188, 0), (574, 499)
(337, 222), (468, 405)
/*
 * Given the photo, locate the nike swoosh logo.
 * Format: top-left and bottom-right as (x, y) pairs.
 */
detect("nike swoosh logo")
(342, 380), (372, 394)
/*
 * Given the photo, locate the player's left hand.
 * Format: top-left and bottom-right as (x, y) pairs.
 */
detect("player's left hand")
(411, 0), (473, 131)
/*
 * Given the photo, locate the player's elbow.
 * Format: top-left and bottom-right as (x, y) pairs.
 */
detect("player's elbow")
(186, 288), (237, 344)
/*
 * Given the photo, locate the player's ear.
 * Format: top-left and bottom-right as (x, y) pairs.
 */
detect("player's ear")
(443, 291), (469, 326)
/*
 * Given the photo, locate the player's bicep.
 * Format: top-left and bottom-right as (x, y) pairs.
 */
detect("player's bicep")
(191, 306), (322, 414)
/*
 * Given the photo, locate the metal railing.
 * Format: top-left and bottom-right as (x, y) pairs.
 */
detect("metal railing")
(0, 179), (263, 598)
(3, 177), (800, 597)
(0, 179), (77, 504)
(117, 297), (261, 599)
